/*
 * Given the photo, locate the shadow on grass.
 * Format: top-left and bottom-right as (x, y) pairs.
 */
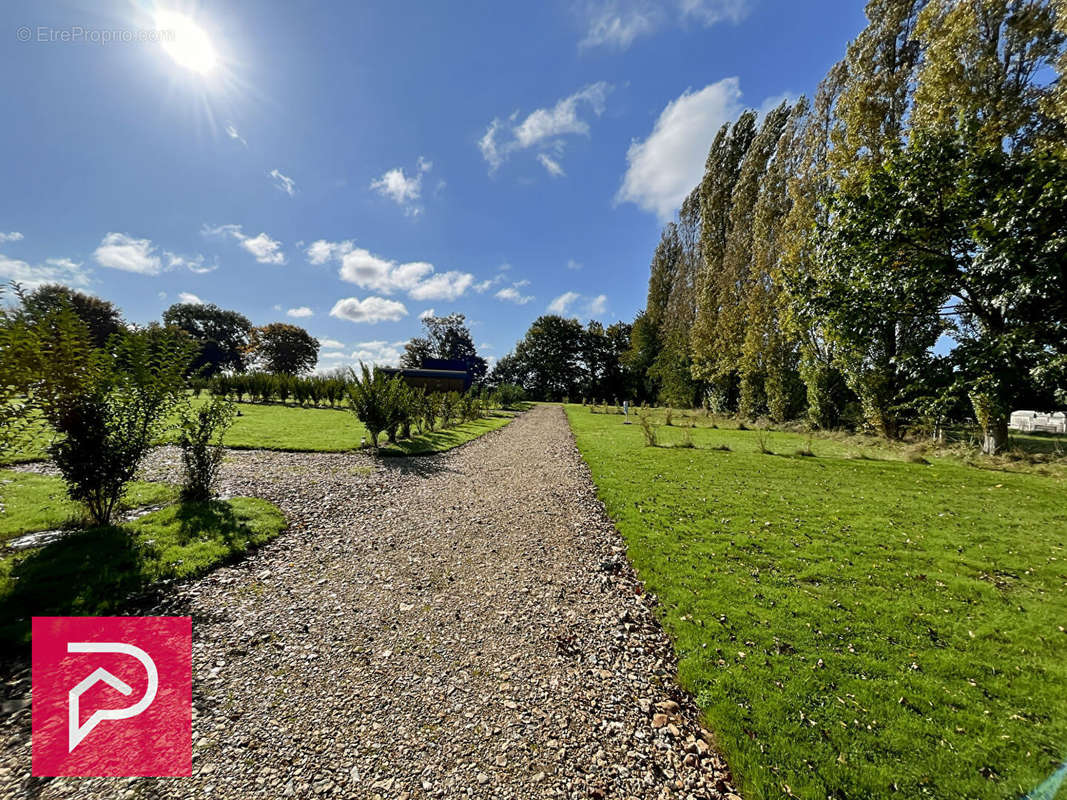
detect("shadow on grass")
(0, 498), (284, 650)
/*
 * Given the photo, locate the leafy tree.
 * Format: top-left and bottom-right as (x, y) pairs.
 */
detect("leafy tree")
(691, 110), (758, 403)
(831, 0), (924, 188)
(712, 103), (791, 408)
(581, 320), (635, 403)
(741, 100), (808, 421)
(401, 313), (487, 383)
(34, 321), (193, 526)
(625, 312), (662, 404)
(504, 315), (586, 401)
(813, 133), (1067, 451)
(913, 0), (1064, 149)
(21, 283), (125, 349)
(781, 64), (856, 428)
(487, 352), (526, 389)
(251, 322), (320, 375)
(162, 302), (253, 377)
(0, 284), (43, 453)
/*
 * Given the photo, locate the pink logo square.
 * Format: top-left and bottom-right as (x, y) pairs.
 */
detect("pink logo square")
(32, 616), (192, 777)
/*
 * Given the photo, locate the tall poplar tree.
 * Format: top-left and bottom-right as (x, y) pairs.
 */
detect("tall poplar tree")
(740, 99), (809, 420)
(690, 112), (757, 409)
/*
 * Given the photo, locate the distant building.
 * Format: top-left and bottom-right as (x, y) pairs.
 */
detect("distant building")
(1009, 410), (1066, 434)
(378, 358), (472, 393)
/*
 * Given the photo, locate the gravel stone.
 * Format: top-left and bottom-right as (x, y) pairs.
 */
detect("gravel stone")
(0, 405), (737, 798)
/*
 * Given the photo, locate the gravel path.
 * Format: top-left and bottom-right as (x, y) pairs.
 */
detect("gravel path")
(1, 405), (737, 799)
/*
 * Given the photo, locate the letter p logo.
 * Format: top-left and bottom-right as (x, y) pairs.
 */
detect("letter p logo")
(33, 617), (191, 777)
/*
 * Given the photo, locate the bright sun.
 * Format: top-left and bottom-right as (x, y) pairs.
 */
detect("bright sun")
(156, 10), (217, 74)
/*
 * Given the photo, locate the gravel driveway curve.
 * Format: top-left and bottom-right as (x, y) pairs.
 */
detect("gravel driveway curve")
(1, 404), (737, 799)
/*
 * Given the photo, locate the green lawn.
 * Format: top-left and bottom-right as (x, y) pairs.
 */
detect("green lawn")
(565, 404), (1067, 800)
(210, 400), (515, 455)
(0, 469), (177, 545)
(0, 400), (517, 464)
(0, 494), (285, 644)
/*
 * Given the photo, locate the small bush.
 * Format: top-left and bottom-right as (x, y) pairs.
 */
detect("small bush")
(439, 391), (460, 428)
(345, 363), (400, 449)
(677, 427), (694, 448)
(795, 435), (816, 457)
(664, 407), (674, 426)
(710, 442), (731, 452)
(178, 397), (236, 502)
(495, 383), (527, 410)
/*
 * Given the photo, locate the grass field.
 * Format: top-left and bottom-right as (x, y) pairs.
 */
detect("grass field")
(0, 399), (518, 464)
(0, 493), (285, 644)
(0, 469), (177, 545)
(566, 405), (1067, 800)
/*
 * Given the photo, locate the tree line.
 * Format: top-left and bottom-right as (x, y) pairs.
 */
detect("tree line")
(12, 283), (322, 378)
(493, 0), (1067, 454)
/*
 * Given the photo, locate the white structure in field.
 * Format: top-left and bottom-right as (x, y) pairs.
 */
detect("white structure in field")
(1009, 410), (1067, 434)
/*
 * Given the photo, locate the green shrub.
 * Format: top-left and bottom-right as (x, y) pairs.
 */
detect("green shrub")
(178, 396), (236, 501)
(439, 391), (460, 428)
(37, 324), (192, 526)
(494, 383), (526, 409)
(345, 364), (396, 449)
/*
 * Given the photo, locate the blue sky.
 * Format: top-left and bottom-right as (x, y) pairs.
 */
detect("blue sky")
(1, 0), (867, 368)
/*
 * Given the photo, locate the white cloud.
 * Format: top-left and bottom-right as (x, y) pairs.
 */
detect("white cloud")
(538, 154), (566, 178)
(349, 340), (406, 366)
(313, 239), (476, 302)
(679, 0), (751, 26)
(306, 238), (353, 265)
(94, 232), (162, 275)
(580, 0), (750, 50)
(418, 308), (435, 320)
(548, 291), (581, 315)
(567, 259), (583, 270)
(495, 284), (535, 305)
(165, 252), (215, 273)
(370, 156), (432, 215)
(330, 296), (409, 324)
(287, 306), (314, 318)
(0, 254), (89, 288)
(581, 2), (660, 49)
(321, 351), (347, 359)
(225, 123), (247, 146)
(409, 271), (473, 301)
(205, 224), (286, 265)
(178, 292), (203, 305)
(479, 83), (611, 175)
(616, 77), (744, 220)
(319, 338), (346, 349)
(269, 169), (296, 197)
(545, 291), (608, 318)
(241, 232), (286, 264)
(0, 232), (23, 244)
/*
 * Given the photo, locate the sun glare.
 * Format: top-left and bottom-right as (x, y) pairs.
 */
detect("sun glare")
(156, 10), (217, 74)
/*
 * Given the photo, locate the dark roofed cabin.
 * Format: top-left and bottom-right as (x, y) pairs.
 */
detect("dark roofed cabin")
(378, 358), (472, 393)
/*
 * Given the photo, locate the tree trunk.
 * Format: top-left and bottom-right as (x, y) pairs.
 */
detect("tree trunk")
(981, 415), (1009, 455)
